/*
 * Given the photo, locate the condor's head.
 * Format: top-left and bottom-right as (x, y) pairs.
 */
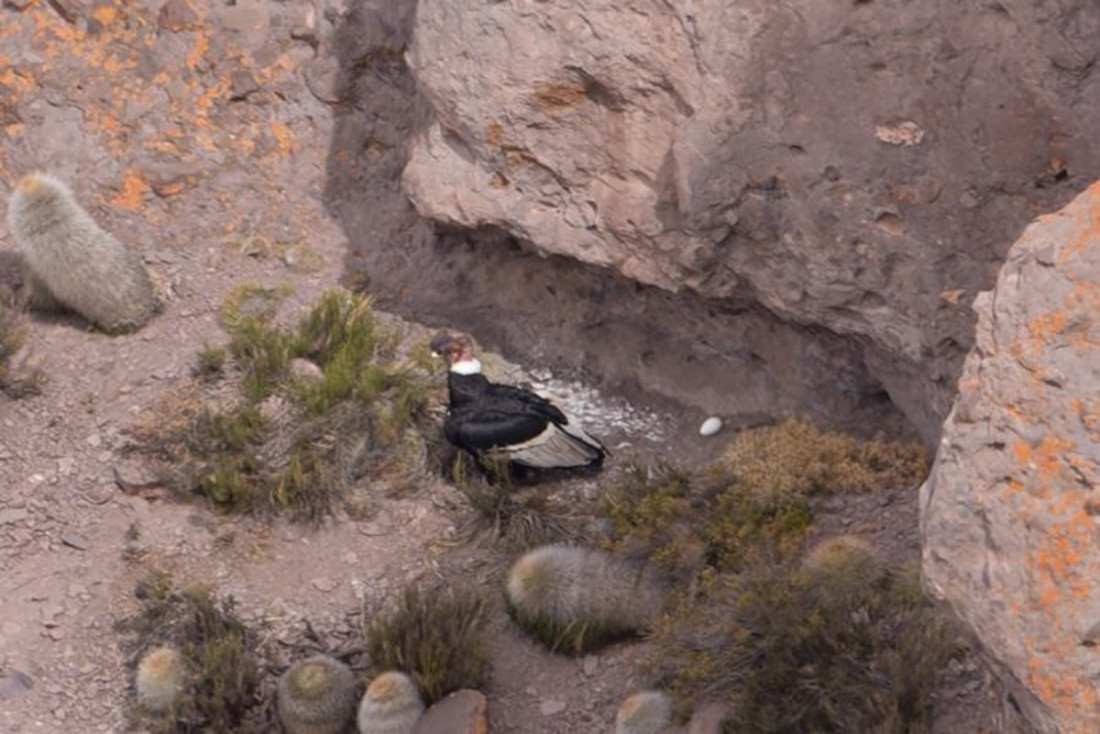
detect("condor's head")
(429, 330), (480, 373)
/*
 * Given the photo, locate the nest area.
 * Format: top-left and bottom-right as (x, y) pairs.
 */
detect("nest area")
(115, 284), (957, 733)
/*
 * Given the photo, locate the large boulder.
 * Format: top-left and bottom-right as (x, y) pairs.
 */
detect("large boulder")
(921, 182), (1100, 733)
(402, 0), (1100, 442)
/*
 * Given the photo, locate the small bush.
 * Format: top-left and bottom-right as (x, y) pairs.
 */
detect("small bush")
(605, 422), (929, 575)
(116, 574), (263, 733)
(605, 462), (810, 576)
(604, 422), (948, 731)
(193, 343), (227, 381)
(649, 558), (960, 733)
(723, 418), (929, 501)
(131, 287), (438, 520)
(363, 584), (491, 704)
(219, 284), (295, 402)
(0, 301), (43, 396)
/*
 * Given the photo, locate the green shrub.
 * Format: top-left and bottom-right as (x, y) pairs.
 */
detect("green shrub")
(604, 462), (810, 576)
(604, 421), (947, 731)
(193, 343), (227, 381)
(131, 287), (438, 521)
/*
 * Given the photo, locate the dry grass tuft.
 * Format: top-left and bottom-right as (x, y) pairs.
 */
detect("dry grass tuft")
(363, 584), (491, 705)
(723, 417), (930, 500)
(192, 342), (227, 381)
(453, 470), (585, 551)
(605, 421), (929, 575)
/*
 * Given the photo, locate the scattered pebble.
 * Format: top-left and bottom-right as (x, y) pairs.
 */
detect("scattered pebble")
(539, 699), (567, 716)
(60, 533), (90, 551)
(416, 689), (488, 734)
(0, 670), (34, 702)
(0, 508), (29, 525)
(311, 577), (338, 593)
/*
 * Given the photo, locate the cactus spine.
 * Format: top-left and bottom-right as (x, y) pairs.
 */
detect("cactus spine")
(356, 671), (424, 734)
(615, 690), (673, 734)
(504, 544), (663, 654)
(135, 645), (184, 713)
(277, 654), (357, 734)
(6, 172), (158, 333)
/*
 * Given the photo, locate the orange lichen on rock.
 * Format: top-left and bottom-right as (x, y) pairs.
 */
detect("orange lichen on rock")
(1034, 534), (1080, 586)
(999, 478), (1025, 502)
(87, 109), (123, 135)
(487, 121), (503, 149)
(271, 122), (295, 157)
(1034, 435), (1075, 480)
(0, 66), (37, 94)
(185, 33), (210, 71)
(109, 169), (150, 211)
(923, 180), (1100, 734)
(92, 6), (118, 25)
(1030, 311), (1069, 342)
(1029, 666), (1098, 715)
(532, 80), (589, 114)
(32, 9), (86, 45)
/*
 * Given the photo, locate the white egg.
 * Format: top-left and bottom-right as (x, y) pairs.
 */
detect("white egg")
(699, 416), (723, 437)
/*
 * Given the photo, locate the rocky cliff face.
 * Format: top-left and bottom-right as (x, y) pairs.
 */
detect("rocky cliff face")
(396, 0), (1100, 442)
(922, 182), (1100, 734)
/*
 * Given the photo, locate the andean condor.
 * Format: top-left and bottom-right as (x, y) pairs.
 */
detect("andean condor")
(429, 330), (608, 473)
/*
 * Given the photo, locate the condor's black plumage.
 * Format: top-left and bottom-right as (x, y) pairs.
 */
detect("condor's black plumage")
(431, 331), (607, 471)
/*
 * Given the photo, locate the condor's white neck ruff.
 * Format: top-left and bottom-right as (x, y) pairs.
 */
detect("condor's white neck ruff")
(450, 358), (483, 375)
